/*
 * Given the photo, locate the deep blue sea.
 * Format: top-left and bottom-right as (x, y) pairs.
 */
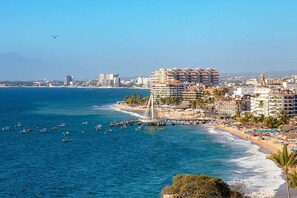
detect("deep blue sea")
(0, 88), (284, 197)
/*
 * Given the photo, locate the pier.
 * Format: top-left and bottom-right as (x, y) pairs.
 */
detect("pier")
(111, 94), (213, 128)
(109, 118), (212, 128)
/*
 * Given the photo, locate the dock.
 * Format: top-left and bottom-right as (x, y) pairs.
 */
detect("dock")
(109, 118), (212, 128)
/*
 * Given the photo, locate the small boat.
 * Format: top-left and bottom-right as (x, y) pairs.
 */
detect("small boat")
(20, 129), (27, 133)
(95, 124), (102, 131)
(52, 127), (58, 131)
(82, 121), (88, 125)
(40, 128), (47, 132)
(16, 122), (22, 127)
(62, 138), (72, 142)
(2, 126), (10, 131)
(59, 123), (67, 127)
(135, 126), (143, 131)
(104, 129), (112, 134)
(26, 128), (33, 132)
(62, 131), (71, 136)
(20, 128), (33, 133)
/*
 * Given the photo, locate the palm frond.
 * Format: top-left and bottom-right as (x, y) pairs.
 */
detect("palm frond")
(288, 170), (297, 188)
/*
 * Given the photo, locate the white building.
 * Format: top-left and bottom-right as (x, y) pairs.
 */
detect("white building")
(246, 79), (258, 86)
(113, 77), (120, 87)
(98, 74), (120, 87)
(233, 87), (255, 97)
(150, 68), (219, 86)
(251, 87), (297, 117)
(283, 82), (297, 90)
(251, 87), (273, 116)
(136, 77), (150, 87)
(151, 80), (185, 99)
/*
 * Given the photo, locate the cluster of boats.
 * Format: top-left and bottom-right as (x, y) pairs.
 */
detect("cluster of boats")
(1, 120), (143, 142)
(2, 126), (10, 131)
(2, 122), (22, 131)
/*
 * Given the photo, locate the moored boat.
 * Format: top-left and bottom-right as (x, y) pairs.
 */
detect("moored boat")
(40, 128), (47, 132)
(62, 138), (72, 142)
(95, 124), (102, 130)
(59, 123), (67, 127)
(2, 126), (10, 131)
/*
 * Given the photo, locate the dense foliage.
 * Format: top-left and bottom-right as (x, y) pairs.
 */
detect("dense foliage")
(157, 97), (182, 105)
(213, 87), (229, 98)
(188, 90), (215, 109)
(124, 93), (149, 106)
(236, 110), (289, 129)
(161, 174), (242, 198)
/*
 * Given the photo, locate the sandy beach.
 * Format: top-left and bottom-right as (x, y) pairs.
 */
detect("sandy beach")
(210, 122), (284, 155)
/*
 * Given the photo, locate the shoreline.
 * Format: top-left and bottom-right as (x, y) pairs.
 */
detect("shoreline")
(0, 86), (150, 90)
(209, 122), (283, 155)
(113, 102), (297, 197)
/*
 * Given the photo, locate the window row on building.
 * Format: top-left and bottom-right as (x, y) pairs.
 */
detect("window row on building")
(150, 68), (219, 86)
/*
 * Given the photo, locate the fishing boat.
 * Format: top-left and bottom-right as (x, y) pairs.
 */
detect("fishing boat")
(40, 128), (47, 132)
(20, 128), (33, 133)
(26, 128), (33, 132)
(20, 129), (27, 133)
(95, 124), (102, 130)
(59, 123), (67, 127)
(2, 126), (10, 131)
(62, 131), (71, 136)
(104, 129), (112, 134)
(62, 138), (72, 142)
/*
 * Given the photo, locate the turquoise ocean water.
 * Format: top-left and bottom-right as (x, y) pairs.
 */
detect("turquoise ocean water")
(0, 88), (284, 197)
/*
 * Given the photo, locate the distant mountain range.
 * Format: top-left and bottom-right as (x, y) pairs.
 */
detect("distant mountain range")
(0, 52), (67, 81)
(221, 70), (297, 78)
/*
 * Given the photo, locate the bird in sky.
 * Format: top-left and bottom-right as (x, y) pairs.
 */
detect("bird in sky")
(52, 35), (59, 39)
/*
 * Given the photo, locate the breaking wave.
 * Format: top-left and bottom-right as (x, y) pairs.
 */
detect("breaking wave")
(205, 126), (284, 197)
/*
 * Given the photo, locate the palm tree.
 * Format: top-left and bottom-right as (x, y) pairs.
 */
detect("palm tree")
(277, 109), (289, 125)
(267, 146), (297, 198)
(259, 100), (264, 108)
(288, 170), (297, 188)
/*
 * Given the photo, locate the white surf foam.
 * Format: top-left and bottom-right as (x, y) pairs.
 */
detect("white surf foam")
(206, 126), (285, 198)
(110, 105), (145, 118)
(92, 104), (113, 111)
(206, 127), (219, 134)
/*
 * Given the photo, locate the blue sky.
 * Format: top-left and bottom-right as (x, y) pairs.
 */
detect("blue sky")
(0, 0), (296, 80)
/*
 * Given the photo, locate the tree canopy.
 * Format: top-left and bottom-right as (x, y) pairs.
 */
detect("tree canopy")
(161, 174), (242, 198)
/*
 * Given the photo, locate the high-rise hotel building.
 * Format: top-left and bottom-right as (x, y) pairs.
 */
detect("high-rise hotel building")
(150, 68), (219, 99)
(150, 68), (219, 86)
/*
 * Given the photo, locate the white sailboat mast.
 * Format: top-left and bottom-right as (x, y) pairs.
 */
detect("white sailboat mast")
(151, 94), (154, 119)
